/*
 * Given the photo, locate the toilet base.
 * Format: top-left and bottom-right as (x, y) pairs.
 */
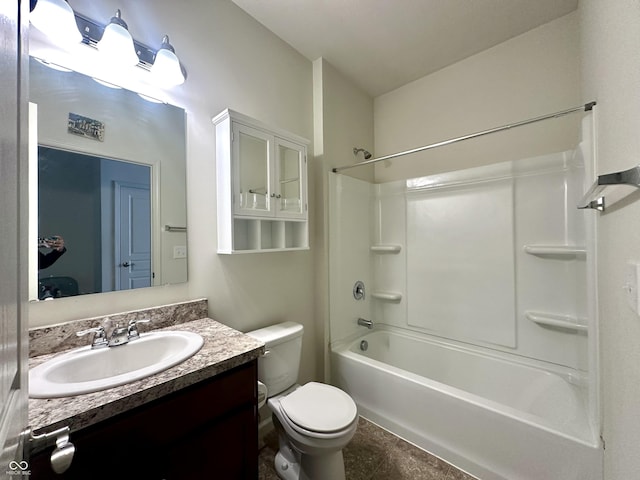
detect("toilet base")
(274, 449), (300, 480)
(274, 445), (346, 480)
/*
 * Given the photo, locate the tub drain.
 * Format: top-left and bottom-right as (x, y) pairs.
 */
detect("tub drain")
(360, 340), (368, 351)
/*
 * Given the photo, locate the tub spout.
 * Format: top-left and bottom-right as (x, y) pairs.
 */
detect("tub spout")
(357, 318), (373, 329)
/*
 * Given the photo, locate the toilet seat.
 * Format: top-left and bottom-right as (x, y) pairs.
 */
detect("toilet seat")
(279, 382), (358, 433)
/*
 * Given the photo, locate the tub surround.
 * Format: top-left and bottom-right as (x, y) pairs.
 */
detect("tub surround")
(28, 300), (264, 435)
(329, 143), (599, 479)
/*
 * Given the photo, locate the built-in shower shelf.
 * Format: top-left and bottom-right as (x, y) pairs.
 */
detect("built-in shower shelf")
(525, 311), (588, 333)
(370, 244), (402, 254)
(371, 291), (403, 302)
(523, 245), (586, 257)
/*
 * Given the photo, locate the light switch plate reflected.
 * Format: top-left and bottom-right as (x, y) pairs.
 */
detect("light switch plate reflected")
(173, 245), (187, 259)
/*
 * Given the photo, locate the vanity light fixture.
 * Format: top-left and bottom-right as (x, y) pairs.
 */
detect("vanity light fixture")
(150, 36), (185, 87)
(96, 9), (139, 67)
(29, 0), (82, 45)
(29, 1), (187, 91)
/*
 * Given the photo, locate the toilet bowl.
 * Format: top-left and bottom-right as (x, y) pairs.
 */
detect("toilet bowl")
(247, 322), (358, 480)
(269, 383), (358, 480)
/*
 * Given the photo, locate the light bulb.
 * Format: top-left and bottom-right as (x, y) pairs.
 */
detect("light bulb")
(30, 0), (82, 45)
(150, 35), (185, 87)
(96, 10), (139, 67)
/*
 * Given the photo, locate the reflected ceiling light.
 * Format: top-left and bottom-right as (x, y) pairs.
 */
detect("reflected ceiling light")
(30, 0), (82, 45)
(33, 57), (73, 72)
(96, 9), (139, 67)
(137, 93), (166, 104)
(91, 77), (122, 89)
(150, 35), (185, 87)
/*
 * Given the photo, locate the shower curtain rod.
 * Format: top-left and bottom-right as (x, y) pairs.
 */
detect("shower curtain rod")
(332, 101), (596, 173)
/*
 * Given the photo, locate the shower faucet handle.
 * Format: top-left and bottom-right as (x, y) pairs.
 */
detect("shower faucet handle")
(353, 280), (365, 300)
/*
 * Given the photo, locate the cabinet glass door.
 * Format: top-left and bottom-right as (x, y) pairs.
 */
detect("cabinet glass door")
(275, 138), (306, 218)
(234, 124), (272, 216)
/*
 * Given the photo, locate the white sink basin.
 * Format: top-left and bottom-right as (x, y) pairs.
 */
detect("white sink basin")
(29, 331), (204, 398)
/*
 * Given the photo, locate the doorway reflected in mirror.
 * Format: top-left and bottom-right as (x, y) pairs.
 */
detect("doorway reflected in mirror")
(38, 146), (152, 299)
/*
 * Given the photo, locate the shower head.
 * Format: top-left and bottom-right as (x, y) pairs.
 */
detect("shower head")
(353, 147), (372, 160)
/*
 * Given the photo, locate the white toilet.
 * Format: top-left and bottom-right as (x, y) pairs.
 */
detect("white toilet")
(247, 321), (358, 480)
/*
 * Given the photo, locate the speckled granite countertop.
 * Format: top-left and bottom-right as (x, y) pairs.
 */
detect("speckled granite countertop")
(29, 318), (264, 435)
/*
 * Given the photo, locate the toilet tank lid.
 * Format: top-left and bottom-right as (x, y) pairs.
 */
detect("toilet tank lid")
(246, 321), (303, 347)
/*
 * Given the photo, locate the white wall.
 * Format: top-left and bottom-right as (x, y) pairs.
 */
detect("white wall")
(29, 0), (318, 384)
(312, 58), (374, 377)
(374, 12), (581, 183)
(580, 1), (640, 477)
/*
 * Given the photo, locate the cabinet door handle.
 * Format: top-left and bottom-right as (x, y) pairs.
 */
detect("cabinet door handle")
(121, 262), (134, 267)
(21, 426), (75, 474)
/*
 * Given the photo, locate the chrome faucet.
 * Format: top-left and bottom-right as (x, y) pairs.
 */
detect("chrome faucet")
(77, 319), (151, 348)
(127, 319), (151, 341)
(357, 318), (373, 329)
(108, 324), (129, 347)
(76, 326), (109, 349)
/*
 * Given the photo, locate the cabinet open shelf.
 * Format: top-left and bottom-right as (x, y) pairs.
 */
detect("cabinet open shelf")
(231, 218), (308, 253)
(280, 177), (300, 184)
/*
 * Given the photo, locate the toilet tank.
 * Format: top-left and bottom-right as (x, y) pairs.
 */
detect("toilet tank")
(246, 321), (303, 397)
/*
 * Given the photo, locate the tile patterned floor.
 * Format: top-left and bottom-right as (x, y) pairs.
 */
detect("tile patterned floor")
(259, 417), (477, 480)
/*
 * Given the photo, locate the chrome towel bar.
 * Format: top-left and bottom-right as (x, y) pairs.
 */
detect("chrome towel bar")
(578, 165), (640, 211)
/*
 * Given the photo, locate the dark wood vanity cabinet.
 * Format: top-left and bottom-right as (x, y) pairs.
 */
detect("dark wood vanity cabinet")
(30, 361), (259, 479)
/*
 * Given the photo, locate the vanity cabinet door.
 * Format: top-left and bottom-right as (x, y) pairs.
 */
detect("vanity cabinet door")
(30, 361), (258, 479)
(163, 405), (256, 479)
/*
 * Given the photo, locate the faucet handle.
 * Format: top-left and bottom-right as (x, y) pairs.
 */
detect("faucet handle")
(127, 319), (151, 340)
(76, 326), (108, 348)
(108, 324), (129, 347)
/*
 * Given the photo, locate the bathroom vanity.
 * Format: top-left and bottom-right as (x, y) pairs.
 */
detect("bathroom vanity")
(28, 316), (264, 479)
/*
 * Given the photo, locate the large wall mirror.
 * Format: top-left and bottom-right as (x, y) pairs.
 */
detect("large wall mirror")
(29, 57), (188, 301)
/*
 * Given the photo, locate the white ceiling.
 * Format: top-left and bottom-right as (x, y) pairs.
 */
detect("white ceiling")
(231, 0), (578, 97)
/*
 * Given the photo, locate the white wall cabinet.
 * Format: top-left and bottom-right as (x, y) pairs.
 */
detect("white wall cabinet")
(213, 109), (309, 253)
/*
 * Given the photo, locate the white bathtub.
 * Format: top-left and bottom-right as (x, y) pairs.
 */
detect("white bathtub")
(331, 328), (602, 480)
